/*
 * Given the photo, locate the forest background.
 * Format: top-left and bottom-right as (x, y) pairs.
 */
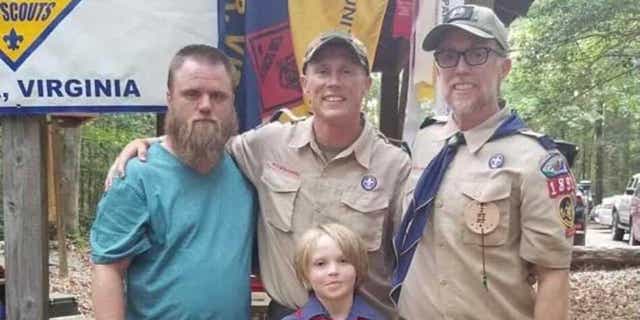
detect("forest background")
(0, 0), (638, 242)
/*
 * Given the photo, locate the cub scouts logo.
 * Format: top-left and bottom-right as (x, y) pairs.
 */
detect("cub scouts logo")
(0, 0), (82, 71)
(361, 175), (377, 191)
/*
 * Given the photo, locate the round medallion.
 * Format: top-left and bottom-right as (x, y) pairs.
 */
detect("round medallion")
(464, 201), (500, 234)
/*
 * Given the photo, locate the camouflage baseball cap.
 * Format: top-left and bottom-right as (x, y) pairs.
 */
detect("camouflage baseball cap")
(422, 5), (509, 52)
(302, 31), (369, 74)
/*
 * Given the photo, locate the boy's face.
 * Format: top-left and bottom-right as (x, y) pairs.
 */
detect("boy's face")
(306, 234), (357, 303)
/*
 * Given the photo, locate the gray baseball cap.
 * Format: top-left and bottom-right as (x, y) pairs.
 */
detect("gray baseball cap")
(302, 31), (370, 74)
(423, 5), (509, 52)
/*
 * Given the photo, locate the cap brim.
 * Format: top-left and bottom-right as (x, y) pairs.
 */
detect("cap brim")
(422, 24), (495, 51)
(303, 37), (369, 73)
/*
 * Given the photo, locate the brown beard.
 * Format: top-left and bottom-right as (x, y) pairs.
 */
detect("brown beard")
(165, 109), (238, 172)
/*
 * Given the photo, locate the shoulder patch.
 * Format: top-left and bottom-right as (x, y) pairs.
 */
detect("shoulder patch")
(559, 196), (575, 235)
(540, 153), (570, 178)
(419, 115), (447, 129)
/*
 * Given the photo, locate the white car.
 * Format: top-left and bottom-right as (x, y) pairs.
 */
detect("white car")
(592, 196), (617, 227)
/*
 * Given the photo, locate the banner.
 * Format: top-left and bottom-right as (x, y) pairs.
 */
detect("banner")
(403, 0), (462, 143)
(0, 0), (218, 114)
(245, 0), (302, 122)
(288, 0), (389, 74)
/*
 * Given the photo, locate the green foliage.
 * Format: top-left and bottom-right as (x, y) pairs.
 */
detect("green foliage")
(504, 0), (640, 201)
(78, 113), (157, 238)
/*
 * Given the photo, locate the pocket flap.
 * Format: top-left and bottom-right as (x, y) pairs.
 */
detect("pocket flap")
(342, 191), (390, 213)
(460, 178), (511, 202)
(260, 167), (301, 193)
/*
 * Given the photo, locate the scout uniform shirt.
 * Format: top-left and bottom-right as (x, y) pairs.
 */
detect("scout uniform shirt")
(398, 107), (575, 320)
(228, 116), (410, 315)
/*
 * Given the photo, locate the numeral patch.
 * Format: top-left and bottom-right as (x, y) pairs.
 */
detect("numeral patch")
(547, 174), (575, 198)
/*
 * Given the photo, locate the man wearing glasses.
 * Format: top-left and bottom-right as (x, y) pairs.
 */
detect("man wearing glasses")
(392, 5), (574, 320)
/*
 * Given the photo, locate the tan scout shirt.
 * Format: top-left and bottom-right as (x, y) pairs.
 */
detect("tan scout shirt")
(228, 116), (411, 315)
(398, 107), (574, 320)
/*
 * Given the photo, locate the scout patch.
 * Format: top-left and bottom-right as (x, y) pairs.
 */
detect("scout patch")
(464, 201), (500, 234)
(558, 196), (575, 230)
(547, 174), (575, 198)
(540, 153), (569, 178)
(488, 154), (505, 169)
(361, 175), (377, 191)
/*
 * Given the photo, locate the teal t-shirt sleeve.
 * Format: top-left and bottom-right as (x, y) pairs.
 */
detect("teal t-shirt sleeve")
(90, 175), (151, 264)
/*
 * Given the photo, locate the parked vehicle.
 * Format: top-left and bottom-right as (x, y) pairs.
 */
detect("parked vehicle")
(611, 173), (640, 245)
(591, 196), (617, 227)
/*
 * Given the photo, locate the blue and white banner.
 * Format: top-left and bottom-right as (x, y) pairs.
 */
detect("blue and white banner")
(0, 0), (218, 114)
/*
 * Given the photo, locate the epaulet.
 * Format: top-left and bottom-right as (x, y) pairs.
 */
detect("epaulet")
(419, 116), (447, 129)
(386, 136), (412, 157)
(518, 129), (557, 150)
(268, 108), (308, 123)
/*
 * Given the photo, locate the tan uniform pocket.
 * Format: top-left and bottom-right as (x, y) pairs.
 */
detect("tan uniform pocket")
(340, 191), (389, 252)
(260, 167), (301, 232)
(460, 179), (511, 246)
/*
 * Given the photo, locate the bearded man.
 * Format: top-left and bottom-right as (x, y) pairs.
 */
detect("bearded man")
(90, 44), (256, 320)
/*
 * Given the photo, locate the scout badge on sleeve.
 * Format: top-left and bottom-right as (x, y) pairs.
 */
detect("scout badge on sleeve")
(540, 153), (569, 178)
(464, 201), (500, 290)
(559, 196), (576, 237)
(541, 153), (575, 198)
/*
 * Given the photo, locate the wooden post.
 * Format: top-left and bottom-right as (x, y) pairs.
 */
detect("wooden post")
(47, 122), (68, 278)
(2, 116), (49, 320)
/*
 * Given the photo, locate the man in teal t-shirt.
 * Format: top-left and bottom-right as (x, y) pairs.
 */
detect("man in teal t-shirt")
(90, 45), (255, 319)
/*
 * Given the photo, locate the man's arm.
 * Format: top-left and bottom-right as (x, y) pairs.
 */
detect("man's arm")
(533, 265), (569, 320)
(104, 136), (163, 190)
(92, 259), (131, 320)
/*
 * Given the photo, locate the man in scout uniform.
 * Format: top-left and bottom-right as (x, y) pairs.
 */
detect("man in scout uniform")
(107, 31), (410, 319)
(392, 5), (574, 320)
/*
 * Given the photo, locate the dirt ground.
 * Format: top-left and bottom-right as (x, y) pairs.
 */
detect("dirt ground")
(44, 243), (640, 320)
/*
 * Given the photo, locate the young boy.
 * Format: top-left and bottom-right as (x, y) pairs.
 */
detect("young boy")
(283, 223), (384, 320)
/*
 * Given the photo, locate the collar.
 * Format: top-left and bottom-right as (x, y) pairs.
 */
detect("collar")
(288, 115), (374, 169)
(297, 294), (382, 320)
(435, 106), (511, 154)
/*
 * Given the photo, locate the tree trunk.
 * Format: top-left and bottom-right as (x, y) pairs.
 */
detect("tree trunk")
(592, 108), (604, 205)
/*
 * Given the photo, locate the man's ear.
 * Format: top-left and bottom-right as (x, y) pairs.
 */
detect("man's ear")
(300, 74), (308, 93)
(166, 89), (172, 105)
(500, 58), (512, 79)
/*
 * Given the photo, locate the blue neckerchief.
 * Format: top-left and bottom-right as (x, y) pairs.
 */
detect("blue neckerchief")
(390, 113), (528, 304)
(291, 293), (383, 320)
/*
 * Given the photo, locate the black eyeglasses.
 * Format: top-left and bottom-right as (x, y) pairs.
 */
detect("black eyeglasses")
(434, 47), (505, 68)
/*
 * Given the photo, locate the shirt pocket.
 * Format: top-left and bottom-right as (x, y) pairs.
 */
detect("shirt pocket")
(460, 178), (512, 246)
(260, 167), (301, 232)
(340, 190), (389, 252)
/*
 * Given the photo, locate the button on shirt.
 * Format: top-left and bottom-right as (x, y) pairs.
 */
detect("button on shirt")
(228, 117), (410, 316)
(398, 107), (574, 320)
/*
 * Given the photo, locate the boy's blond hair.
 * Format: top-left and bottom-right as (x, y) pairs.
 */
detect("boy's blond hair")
(294, 223), (369, 290)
